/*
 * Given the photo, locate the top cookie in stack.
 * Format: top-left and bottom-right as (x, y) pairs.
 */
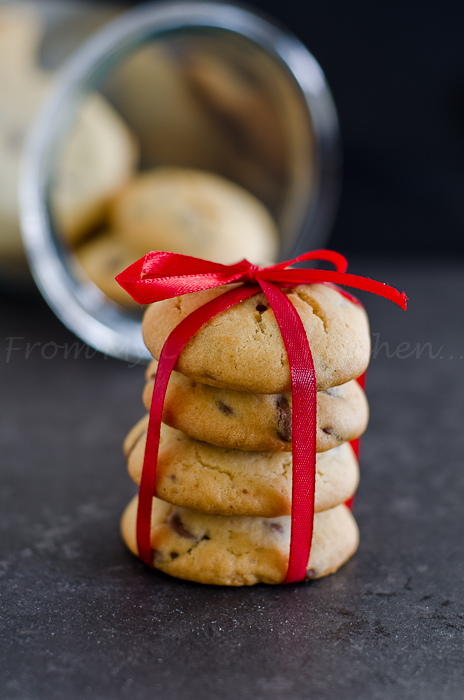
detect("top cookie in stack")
(142, 282), (370, 393)
(120, 281), (370, 585)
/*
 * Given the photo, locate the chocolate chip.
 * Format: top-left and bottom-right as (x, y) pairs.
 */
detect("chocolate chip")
(269, 522), (283, 533)
(202, 534), (210, 541)
(170, 552), (179, 559)
(218, 400), (234, 416)
(170, 474), (177, 482)
(256, 303), (268, 313)
(322, 426), (343, 441)
(168, 513), (197, 540)
(242, 489), (248, 494)
(276, 396), (292, 443)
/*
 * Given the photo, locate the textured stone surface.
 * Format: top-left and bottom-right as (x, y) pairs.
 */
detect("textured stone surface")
(1, 258), (464, 699)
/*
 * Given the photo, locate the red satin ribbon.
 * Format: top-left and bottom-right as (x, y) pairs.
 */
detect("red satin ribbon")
(117, 249), (407, 584)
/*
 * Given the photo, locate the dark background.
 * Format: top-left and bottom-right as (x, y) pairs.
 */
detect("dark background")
(104, 0), (464, 257)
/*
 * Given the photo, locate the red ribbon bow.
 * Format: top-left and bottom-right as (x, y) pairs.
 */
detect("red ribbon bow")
(117, 250), (407, 584)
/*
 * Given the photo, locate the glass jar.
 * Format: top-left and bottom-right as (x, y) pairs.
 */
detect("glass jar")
(20, 0), (340, 362)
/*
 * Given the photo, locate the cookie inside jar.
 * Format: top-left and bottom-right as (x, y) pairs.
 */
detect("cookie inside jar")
(49, 29), (315, 311)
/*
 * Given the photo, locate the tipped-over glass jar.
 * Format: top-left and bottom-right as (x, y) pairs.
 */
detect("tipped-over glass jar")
(20, 1), (340, 362)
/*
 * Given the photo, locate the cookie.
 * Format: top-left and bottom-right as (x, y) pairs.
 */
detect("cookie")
(142, 283), (370, 393)
(104, 43), (233, 172)
(175, 39), (318, 224)
(105, 42), (285, 214)
(51, 93), (138, 246)
(0, 8), (50, 265)
(0, 6), (43, 78)
(121, 495), (359, 585)
(181, 47), (287, 185)
(110, 167), (279, 266)
(143, 360), (369, 452)
(0, 71), (49, 265)
(74, 231), (140, 309)
(123, 416), (359, 517)
(0, 6), (138, 266)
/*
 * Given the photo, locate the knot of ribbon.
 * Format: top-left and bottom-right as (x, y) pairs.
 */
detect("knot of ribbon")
(117, 249), (407, 584)
(242, 264), (260, 284)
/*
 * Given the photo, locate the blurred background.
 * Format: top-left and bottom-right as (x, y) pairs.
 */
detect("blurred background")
(268, 0), (464, 258)
(1, 0), (462, 293)
(32, 0), (464, 259)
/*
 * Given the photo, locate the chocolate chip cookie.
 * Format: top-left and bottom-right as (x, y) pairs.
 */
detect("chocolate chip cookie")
(124, 417), (359, 517)
(143, 360), (368, 452)
(75, 231), (140, 309)
(121, 495), (359, 585)
(142, 282), (370, 393)
(110, 167), (278, 265)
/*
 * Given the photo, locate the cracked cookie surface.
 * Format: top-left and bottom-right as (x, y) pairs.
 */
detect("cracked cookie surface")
(121, 495), (359, 585)
(143, 360), (369, 452)
(142, 282), (370, 393)
(110, 167), (279, 265)
(124, 416), (359, 517)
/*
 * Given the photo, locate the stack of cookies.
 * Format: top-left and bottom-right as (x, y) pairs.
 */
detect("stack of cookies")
(121, 282), (371, 586)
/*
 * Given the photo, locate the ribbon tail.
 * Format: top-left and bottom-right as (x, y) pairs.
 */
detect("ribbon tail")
(259, 280), (317, 584)
(265, 270), (408, 310)
(136, 284), (260, 565)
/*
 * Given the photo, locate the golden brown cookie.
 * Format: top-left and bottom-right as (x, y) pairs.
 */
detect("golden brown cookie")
(51, 94), (138, 245)
(181, 48), (287, 185)
(0, 6), (138, 265)
(121, 495), (359, 586)
(109, 167), (279, 265)
(142, 283), (370, 393)
(0, 8), (50, 265)
(74, 231), (140, 309)
(105, 42), (287, 214)
(143, 360), (368, 452)
(123, 417), (359, 518)
(0, 5), (43, 79)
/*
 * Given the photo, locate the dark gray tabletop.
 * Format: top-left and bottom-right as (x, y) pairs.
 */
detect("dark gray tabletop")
(1, 258), (463, 700)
